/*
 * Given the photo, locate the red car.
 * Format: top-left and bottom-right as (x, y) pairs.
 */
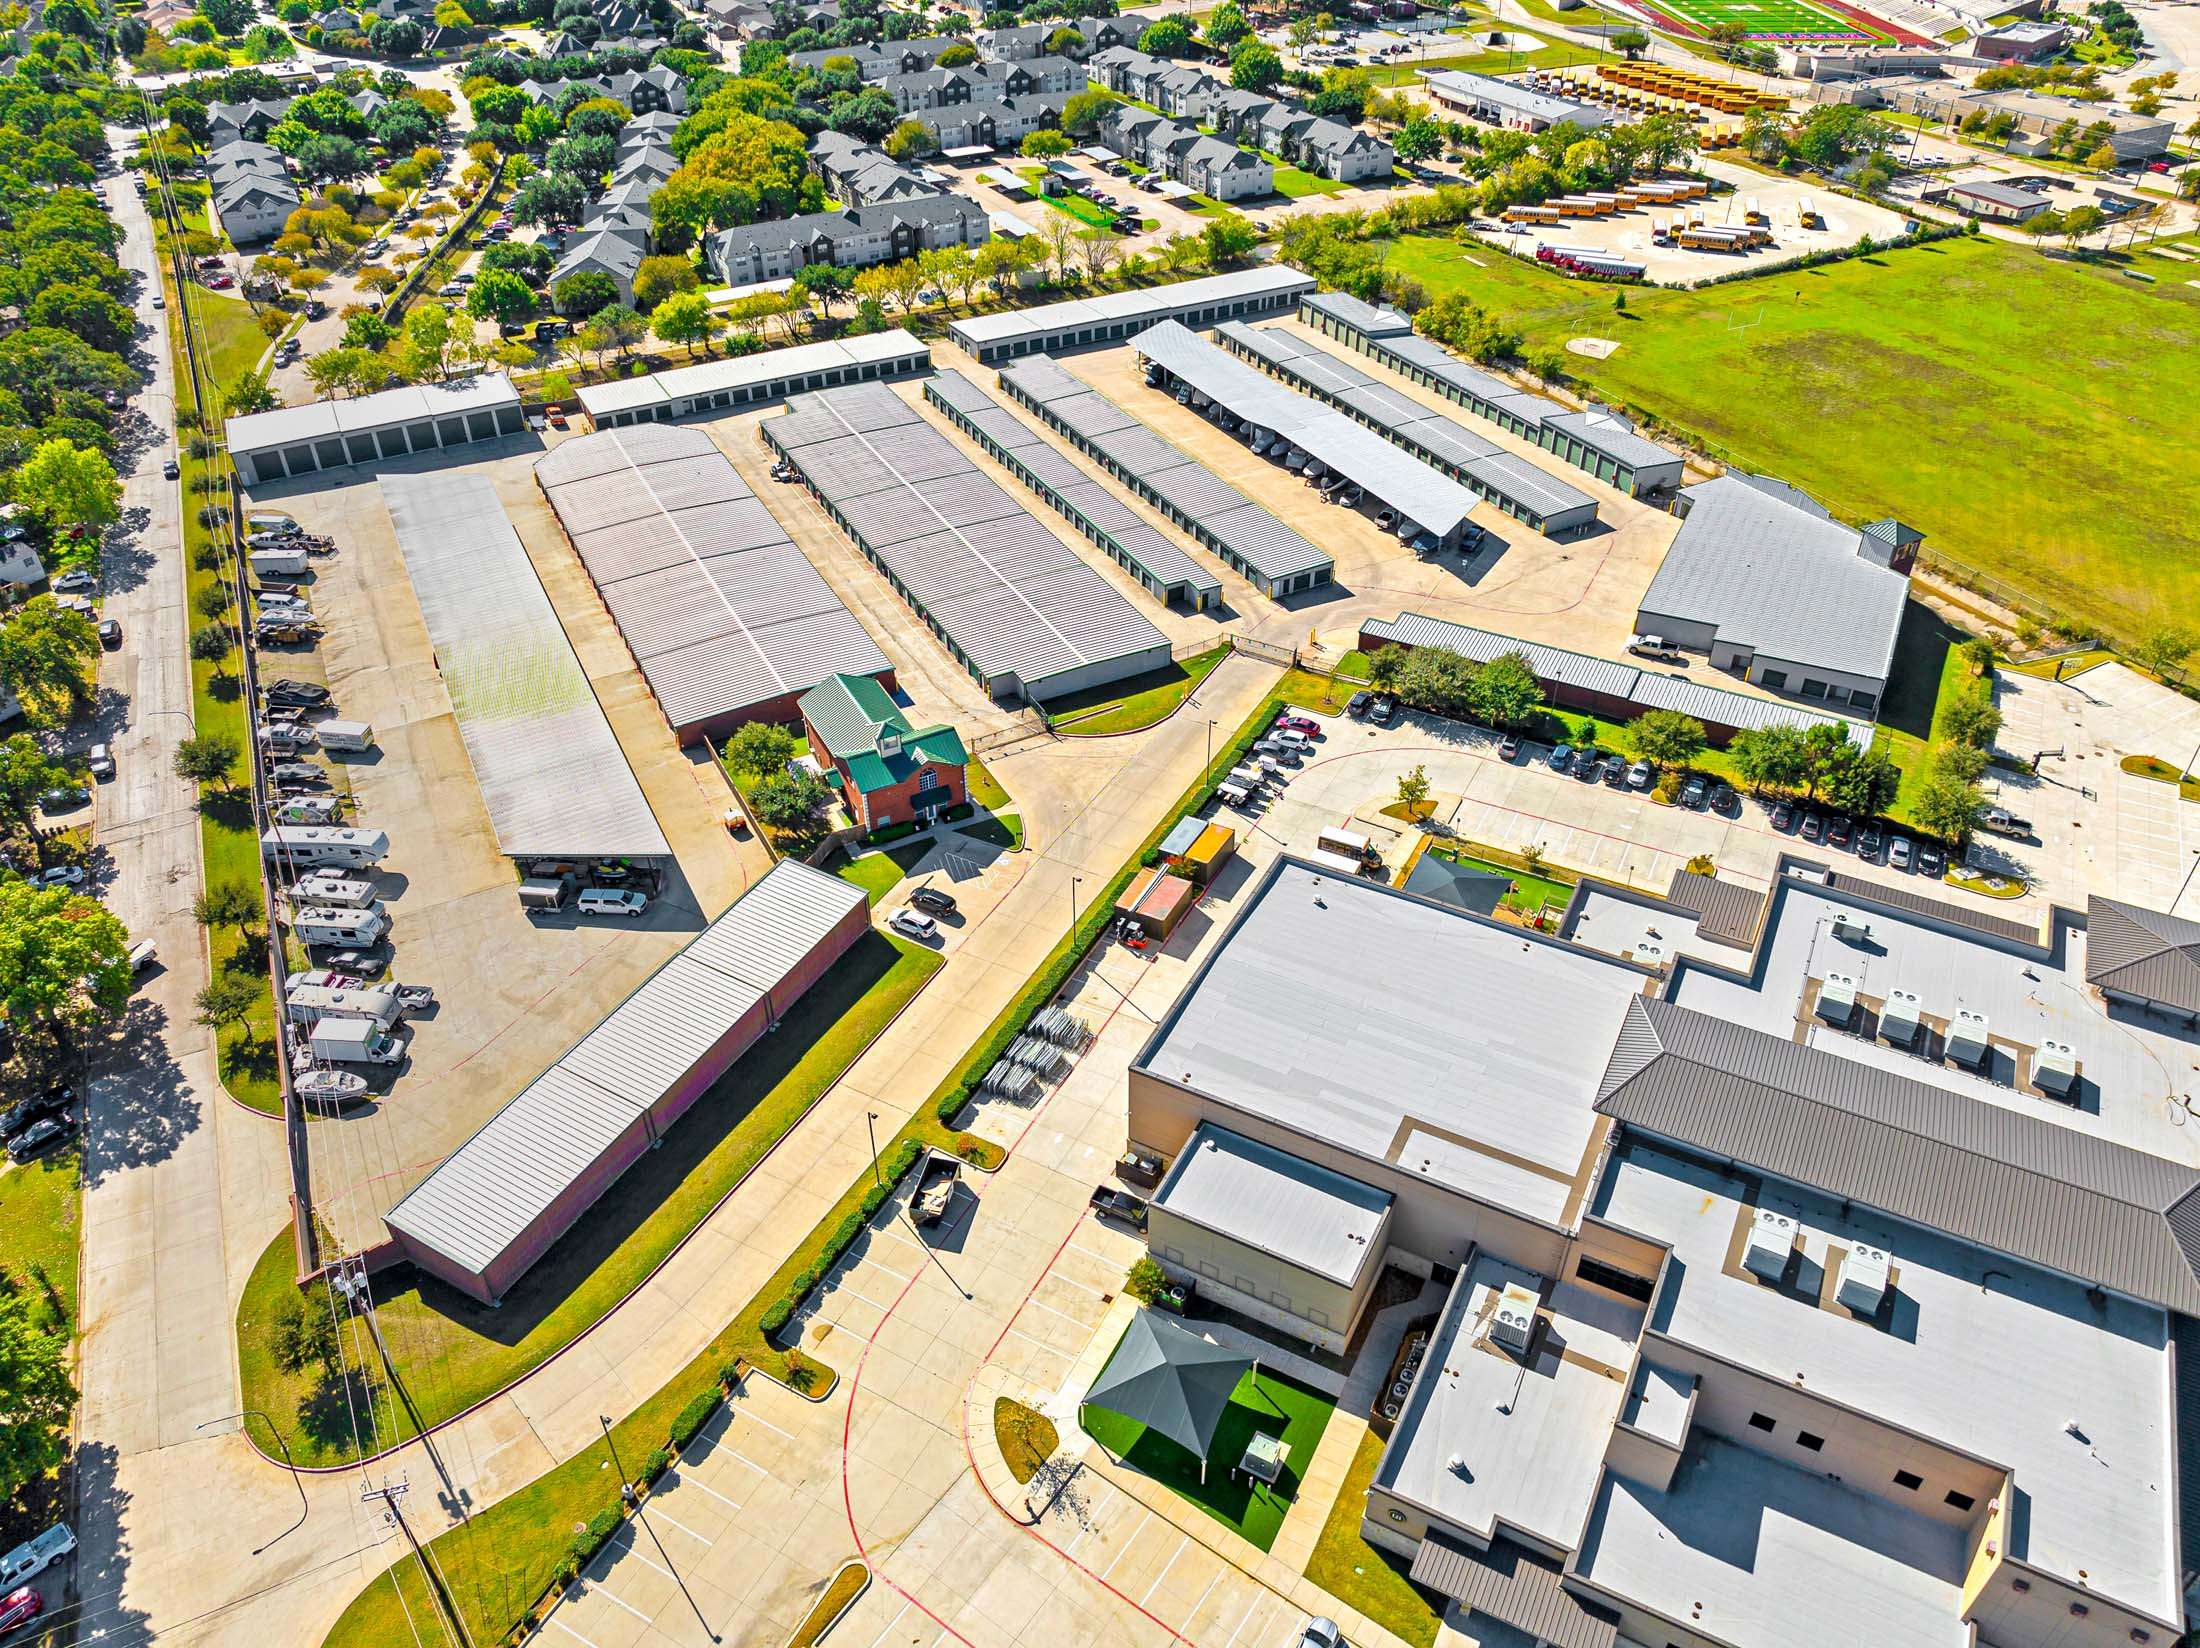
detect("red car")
(0, 1588), (43, 1631)
(1273, 713), (1319, 737)
(545, 406), (568, 429)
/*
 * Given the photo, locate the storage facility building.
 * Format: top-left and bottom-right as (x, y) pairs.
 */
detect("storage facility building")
(535, 423), (894, 741)
(1359, 612), (1871, 748)
(764, 380), (1171, 702)
(574, 329), (930, 428)
(993, 355), (1333, 600)
(948, 265), (1315, 363)
(922, 370), (1224, 612)
(380, 472), (670, 863)
(227, 374), (525, 487)
(1294, 296), (1685, 498)
(1132, 322), (1487, 553)
(1218, 322), (1604, 534)
(382, 860), (869, 1304)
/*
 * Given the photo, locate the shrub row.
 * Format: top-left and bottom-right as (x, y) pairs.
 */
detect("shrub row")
(1688, 220), (1968, 289)
(565, 1505), (622, 1576)
(758, 1137), (924, 1337)
(866, 801), (976, 847)
(669, 1390), (719, 1450)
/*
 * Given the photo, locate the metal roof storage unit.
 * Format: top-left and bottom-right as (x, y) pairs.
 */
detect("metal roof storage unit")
(948, 265), (1314, 363)
(763, 381), (1170, 703)
(994, 355), (1333, 599)
(536, 423), (893, 741)
(383, 860), (869, 1304)
(574, 329), (929, 427)
(227, 374), (523, 488)
(380, 473), (669, 864)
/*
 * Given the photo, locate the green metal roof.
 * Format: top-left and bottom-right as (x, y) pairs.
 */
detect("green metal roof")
(800, 672), (968, 795)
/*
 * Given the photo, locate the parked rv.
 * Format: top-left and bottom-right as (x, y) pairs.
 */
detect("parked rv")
(262, 826), (389, 868)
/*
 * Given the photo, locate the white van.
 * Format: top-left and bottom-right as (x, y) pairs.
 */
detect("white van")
(283, 983), (402, 1028)
(245, 512), (300, 537)
(248, 548), (308, 578)
(315, 720), (374, 753)
(0, 1525), (75, 1591)
(290, 873), (377, 909)
(293, 905), (391, 947)
(263, 826), (389, 868)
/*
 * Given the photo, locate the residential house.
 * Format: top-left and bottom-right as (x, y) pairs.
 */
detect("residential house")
(914, 92), (1061, 151)
(349, 85), (389, 119)
(809, 129), (939, 205)
(206, 138), (299, 244)
(613, 143), (677, 186)
(797, 672), (969, 832)
(204, 96), (293, 146)
(1078, 12), (1155, 51)
(977, 21), (1049, 57)
(704, 194), (989, 284)
(983, 53), (1081, 95)
(878, 64), (989, 113)
(605, 64), (687, 113)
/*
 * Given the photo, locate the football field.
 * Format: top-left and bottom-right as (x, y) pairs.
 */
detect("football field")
(1647, 0), (1896, 40)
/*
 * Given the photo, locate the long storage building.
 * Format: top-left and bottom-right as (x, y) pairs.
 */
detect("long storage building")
(764, 380), (1171, 702)
(948, 265), (1314, 364)
(574, 329), (930, 429)
(922, 370), (1224, 612)
(380, 472), (669, 863)
(1217, 321), (1602, 537)
(535, 422), (894, 741)
(991, 355), (1334, 601)
(227, 374), (525, 487)
(1131, 321), (1484, 554)
(382, 860), (869, 1304)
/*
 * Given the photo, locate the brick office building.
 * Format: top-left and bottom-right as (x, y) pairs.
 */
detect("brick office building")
(797, 672), (970, 833)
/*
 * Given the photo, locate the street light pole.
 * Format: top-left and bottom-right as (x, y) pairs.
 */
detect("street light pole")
(866, 1109), (882, 1186)
(1071, 873), (1084, 935)
(1206, 718), (1218, 779)
(196, 1411), (308, 1555)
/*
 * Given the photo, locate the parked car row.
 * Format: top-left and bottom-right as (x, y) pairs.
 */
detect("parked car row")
(1772, 800), (1948, 877)
(3, 1081), (77, 1164)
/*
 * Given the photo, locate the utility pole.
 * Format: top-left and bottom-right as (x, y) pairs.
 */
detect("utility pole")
(365, 1480), (472, 1648)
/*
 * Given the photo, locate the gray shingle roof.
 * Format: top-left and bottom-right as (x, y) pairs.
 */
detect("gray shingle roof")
(1638, 474), (1910, 683)
(2087, 896), (2200, 1015)
(1595, 996), (2200, 1314)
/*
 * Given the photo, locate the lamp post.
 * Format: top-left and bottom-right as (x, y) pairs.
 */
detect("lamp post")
(866, 1109), (882, 1186)
(196, 1411), (308, 1555)
(1205, 718), (1218, 779)
(1071, 873), (1085, 935)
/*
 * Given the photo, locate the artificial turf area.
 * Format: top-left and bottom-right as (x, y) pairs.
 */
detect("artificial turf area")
(1084, 1362), (1336, 1551)
(1378, 232), (2200, 644)
(1646, 0), (1889, 39)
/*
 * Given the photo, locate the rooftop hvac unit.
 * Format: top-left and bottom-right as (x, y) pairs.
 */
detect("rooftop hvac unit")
(1949, 1008), (1991, 1068)
(2035, 1038), (2078, 1100)
(1816, 972), (1859, 1027)
(1489, 1283), (1537, 1354)
(1837, 1242), (1891, 1314)
(1831, 909), (1872, 944)
(1879, 988), (1922, 1049)
(1743, 1208), (1796, 1282)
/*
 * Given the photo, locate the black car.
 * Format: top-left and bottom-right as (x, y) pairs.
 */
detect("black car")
(1346, 691), (1371, 719)
(2, 1083), (73, 1139)
(1916, 840), (1947, 878)
(1711, 784), (1740, 816)
(1090, 1185), (1148, 1229)
(1369, 694), (1396, 725)
(1679, 777), (1709, 810)
(1856, 823), (1884, 861)
(8, 1112), (76, 1162)
(264, 679), (329, 704)
(40, 785), (90, 813)
(1603, 759), (1629, 789)
(908, 884), (957, 916)
(1574, 754), (1603, 783)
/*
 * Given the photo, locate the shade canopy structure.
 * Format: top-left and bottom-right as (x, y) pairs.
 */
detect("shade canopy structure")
(1083, 1311), (1253, 1465)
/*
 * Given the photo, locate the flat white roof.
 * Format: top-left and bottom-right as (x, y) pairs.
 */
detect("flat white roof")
(1596, 1138), (2181, 1624)
(1137, 858), (1649, 1222)
(949, 266), (1314, 348)
(1153, 1124), (1391, 1287)
(227, 373), (519, 454)
(575, 330), (928, 418)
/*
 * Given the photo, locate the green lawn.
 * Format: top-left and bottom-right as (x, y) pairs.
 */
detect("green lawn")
(967, 755), (1012, 813)
(238, 933), (941, 1467)
(1305, 1429), (1441, 1648)
(1654, 0), (1890, 40)
(1269, 163), (1346, 199)
(1049, 645), (1230, 736)
(199, 289), (271, 391)
(831, 839), (934, 906)
(1084, 1356), (1335, 1552)
(1432, 845), (1573, 915)
(1870, 604), (1978, 822)
(1363, 34), (1586, 83)
(1037, 189), (1118, 229)
(1376, 233), (2200, 644)
(0, 1148), (81, 1334)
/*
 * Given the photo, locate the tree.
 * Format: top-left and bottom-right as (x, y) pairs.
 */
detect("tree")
(0, 601), (100, 726)
(1204, 0), (1249, 46)
(937, 38), (977, 63)
(749, 767), (833, 832)
(1628, 709), (1707, 770)
(0, 732), (71, 847)
(194, 879), (261, 940)
(28, 285), (135, 355)
(1394, 117), (1442, 163)
(1939, 689), (2002, 750)
(1815, 742), (1901, 817)
(174, 731), (240, 790)
(2131, 627), (2196, 680)
(511, 169), (588, 229)
(466, 268), (537, 330)
(1469, 652), (1544, 728)
(192, 970), (259, 1041)
(397, 303), (459, 380)
(1395, 762), (1431, 815)
(1610, 24), (1649, 55)
(799, 262), (855, 314)
(1912, 762), (1985, 845)
(1230, 38), (1281, 92)
(724, 719), (800, 773)
(2060, 202), (2106, 251)
(885, 118), (936, 161)
(0, 1292), (76, 1503)
(268, 1288), (344, 1379)
(1727, 723), (1811, 793)
(1366, 647), (1404, 690)
(552, 269), (618, 321)
(1021, 128), (1071, 158)
(1202, 210), (1259, 266)
(11, 437), (119, 533)
(296, 134), (371, 184)
(584, 304), (649, 360)
(1958, 637), (1995, 678)
(304, 347), (376, 400)
(481, 240), (557, 287)
(199, 0), (253, 32)
(225, 368), (278, 416)
(2082, 142), (2117, 170)
(1137, 16), (1188, 52)
(1061, 87), (1120, 136)
(651, 290), (719, 355)
(0, 878), (132, 1031)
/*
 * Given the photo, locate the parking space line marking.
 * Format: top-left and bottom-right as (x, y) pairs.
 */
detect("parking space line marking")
(1001, 1324), (1071, 1358)
(548, 1615), (600, 1647)
(1180, 1564), (1222, 1633)
(610, 1530), (675, 1584)
(1022, 1292), (1095, 1327)
(1098, 1511), (1152, 1580)
(730, 1448), (776, 1475)
(735, 1404), (795, 1441)
(837, 1287), (896, 1312)
(1060, 1483), (1119, 1553)
(669, 1469), (741, 1513)
(1219, 1591), (1264, 1648)
(863, 1601), (912, 1648)
(578, 1580), (651, 1624)
(647, 1506), (713, 1546)
(1140, 1536), (1187, 1607)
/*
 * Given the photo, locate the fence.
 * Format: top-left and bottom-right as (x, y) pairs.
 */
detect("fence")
(381, 152), (508, 324)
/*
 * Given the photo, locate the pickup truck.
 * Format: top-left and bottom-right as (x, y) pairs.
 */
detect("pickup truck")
(1090, 1185), (1148, 1230)
(1978, 807), (2032, 837)
(912, 1149), (960, 1226)
(1627, 634), (1687, 664)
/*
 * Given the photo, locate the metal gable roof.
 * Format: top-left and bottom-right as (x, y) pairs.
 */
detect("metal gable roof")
(2087, 896), (2200, 1015)
(1596, 997), (2200, 1313)
(1409, 1534), (1619, 1648)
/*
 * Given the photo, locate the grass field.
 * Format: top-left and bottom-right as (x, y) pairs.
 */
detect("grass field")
(1050, 645), (1230, 736)
(238, 933), (941, 1467)
(1363, 32), (1585, 83)
(1305, 1429), (1441, 1648)
(1084, 1359), (1335, 1552)
(831, 839), (935, 906)
(1648, 0), (1889, 40)
(0, 1149), (81, 1334)
(1432, 845), (1574, 914)
(1268, 162), (1347, 199)
(1378, 233), (2200, 643)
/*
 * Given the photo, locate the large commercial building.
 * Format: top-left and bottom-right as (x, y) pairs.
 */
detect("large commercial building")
(949, 266), (1315, 364)
(574, 329), (930, 429)
(1635, 473), (1916, 715)
(535, 423), (893, 741)
(764, 380), (1171, 702)
(1122, 856), (2199, 1648)
(379, 472), (668, 864)
(1296, 291), (1685, 499)
(227, 375), (525, 487)
(383, 860), (869, 1304)
(987, 357), (1335, 600)
(1422, 69), (1614, 132)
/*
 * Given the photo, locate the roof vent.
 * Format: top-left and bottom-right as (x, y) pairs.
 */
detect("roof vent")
(1743, 1208), (1796, 1281)
(1837, 1242), (1891, 1314)
(1817, 972), (1858, 1027)
(1879, 988), (1921, 1048)
(1490, 1283), (1536, 1353)
(1949, 1008), (1991, 1068)
(2035, 1039), (2078, 1100)
(1831, 909), (1872, 944)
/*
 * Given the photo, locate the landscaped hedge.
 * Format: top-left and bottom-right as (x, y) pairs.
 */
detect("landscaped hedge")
(566, 1505), (622, 1575)
(669, 1390), (718, 1449)
(1688, 221), (1967, 289)
(865, 801), (975, 847)
(758, 1137), (924, 1338)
